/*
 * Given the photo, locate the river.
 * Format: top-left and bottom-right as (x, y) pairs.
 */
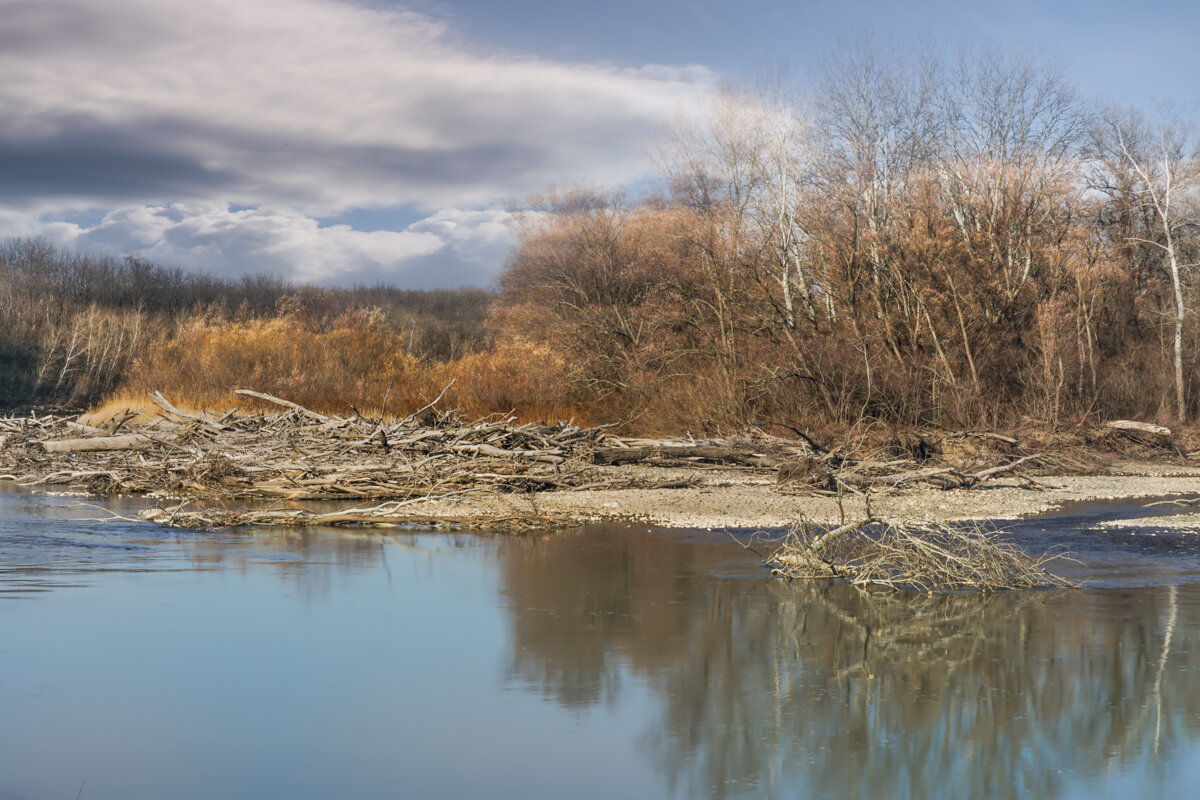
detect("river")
(3, 487), (1200, 799)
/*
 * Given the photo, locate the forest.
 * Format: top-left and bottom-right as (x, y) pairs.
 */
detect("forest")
(4, 42), (1200, 437)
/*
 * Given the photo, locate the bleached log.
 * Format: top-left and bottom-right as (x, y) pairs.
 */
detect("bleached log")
(148, 392), (226, 431)
(233, 389), (330, 422)
(65, 421), (110, 436)
(837, 466), (959, 490)
(966, 454), (1042, 483)
(593, 445), (779, 468)
(40, 435), (151, 453)
(1104, 420), (1173, 437)
(452, 443), (564, 463)
(836, 454), (1043, 491)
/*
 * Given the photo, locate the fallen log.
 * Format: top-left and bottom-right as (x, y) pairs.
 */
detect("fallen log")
(1099, 420), (1177, 453)
(835, 454), (1043, 491)
(1104, 419), (1172, 437)
(40, 435), (151, 453)
(233, 389), (331, 422)
(838, 466), (959, 490)
(752, 421), (827, 453)
(149, 391), (226, 432)
(65, 421), (110, 436)
(593, 445), (779, 468)
(451, 442), (565, 463)
(966, 454), (1042, 485)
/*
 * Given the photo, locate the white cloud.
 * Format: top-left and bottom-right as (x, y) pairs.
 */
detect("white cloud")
(34, 203), (526, 288)
(0, 0), (715, 217)
(0, 0), (716, 284)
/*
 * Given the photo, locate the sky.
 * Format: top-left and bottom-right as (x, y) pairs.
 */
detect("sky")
(1, 0), (1197, 288)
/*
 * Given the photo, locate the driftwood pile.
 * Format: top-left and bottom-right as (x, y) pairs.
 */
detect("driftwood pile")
(0, 388), (629, 528)
(762, 507), (1077, 592)
(770, 428), (1051, 494)
(0, 388), (1079, 530)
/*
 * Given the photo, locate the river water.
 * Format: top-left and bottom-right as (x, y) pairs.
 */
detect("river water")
(4, 488), (1200, 799)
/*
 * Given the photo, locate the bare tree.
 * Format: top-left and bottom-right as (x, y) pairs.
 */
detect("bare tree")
(655, 89), (761, 369)
(934, 46), (1086, 305)
(809, 35), (938, 357)
(747, 62), (817, 330)
(655, 82), (842, 416)
(1098, 107), (1200, 422)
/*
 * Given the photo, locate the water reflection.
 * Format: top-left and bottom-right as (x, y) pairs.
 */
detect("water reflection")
(7, 487), (1200, 799)
(499, 527), (1200, 799)
(0, 488), (445, 603)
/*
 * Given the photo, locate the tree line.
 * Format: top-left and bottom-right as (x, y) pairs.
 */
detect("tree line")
(497, 41), (1200, 432)
(0, 238), (492, 409)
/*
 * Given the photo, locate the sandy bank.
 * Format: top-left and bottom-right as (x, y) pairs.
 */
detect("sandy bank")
(391, 461), (1200, 530)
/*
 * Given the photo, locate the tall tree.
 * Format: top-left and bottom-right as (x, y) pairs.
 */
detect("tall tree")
(1097, 107), (1200, 422)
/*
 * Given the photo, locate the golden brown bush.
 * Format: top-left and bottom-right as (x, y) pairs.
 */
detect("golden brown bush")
(122, 308), (426, 415)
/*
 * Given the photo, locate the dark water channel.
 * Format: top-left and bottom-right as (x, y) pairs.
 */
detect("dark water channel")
(5, 487), (1200, 799)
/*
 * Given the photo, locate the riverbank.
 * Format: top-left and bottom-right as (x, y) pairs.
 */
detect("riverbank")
(7, 462), (1197, 530)
(4, 394), (1200, 531)
(366, 461), (1200, 529)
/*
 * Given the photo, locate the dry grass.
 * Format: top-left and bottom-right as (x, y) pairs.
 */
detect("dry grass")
(431, 340), (589, 425)
(80, 393), (183, 426)
(119, 309), (426, 416)
(101, 312), (589, 427)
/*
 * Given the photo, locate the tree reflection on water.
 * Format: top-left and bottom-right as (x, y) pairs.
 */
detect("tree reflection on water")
(499, 526), (1200, 799)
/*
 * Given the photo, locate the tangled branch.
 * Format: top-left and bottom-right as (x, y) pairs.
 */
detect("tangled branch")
(765, 511), (1076, 593)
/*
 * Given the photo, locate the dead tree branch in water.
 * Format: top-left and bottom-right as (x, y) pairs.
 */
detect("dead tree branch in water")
(765, 509), (1076, 592)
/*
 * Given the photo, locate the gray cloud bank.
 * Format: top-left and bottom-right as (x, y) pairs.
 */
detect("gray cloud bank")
(0, 0), (713, 285)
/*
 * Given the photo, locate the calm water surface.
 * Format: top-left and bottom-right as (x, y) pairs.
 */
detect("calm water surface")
(4, 486), (1200, 799)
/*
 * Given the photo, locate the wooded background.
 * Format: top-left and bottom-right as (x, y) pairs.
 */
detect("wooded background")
(5, 43), (1199, 435)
